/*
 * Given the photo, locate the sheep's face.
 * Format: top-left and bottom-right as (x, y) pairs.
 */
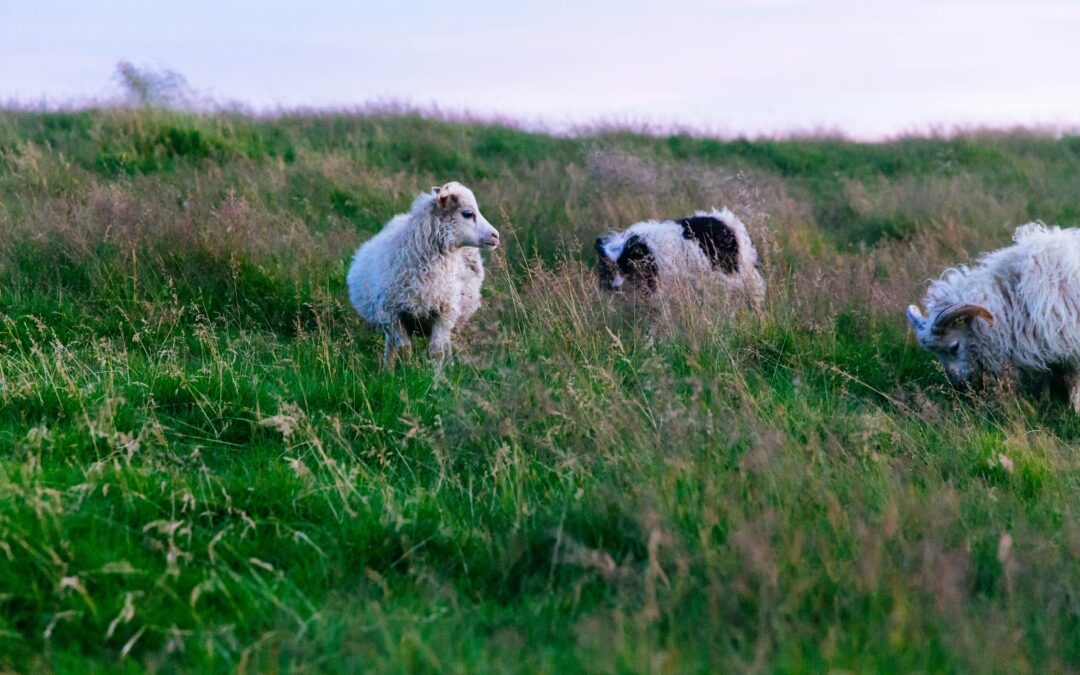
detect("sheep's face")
(595, 236), (622, 290)
(433, 182), (500, 249)
(923, 324), (980, 387)
(595, 234), (658, 293)
(907, 303), (994, 388)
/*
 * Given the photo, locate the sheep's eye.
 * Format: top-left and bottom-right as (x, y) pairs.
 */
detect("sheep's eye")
(461, 210), (475, 220)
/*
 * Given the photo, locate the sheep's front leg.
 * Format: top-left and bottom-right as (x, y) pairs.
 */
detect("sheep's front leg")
(397, 317), (413, 357)
(382, 320), (411, 367)
(428, 315), (457, 362)
(382, 332), (397, 367)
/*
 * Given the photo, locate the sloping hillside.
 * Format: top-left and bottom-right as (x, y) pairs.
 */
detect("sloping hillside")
(2, 109), (1080, 671)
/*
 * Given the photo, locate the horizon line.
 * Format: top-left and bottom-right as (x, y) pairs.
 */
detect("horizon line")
(3, 95), (1078, 145)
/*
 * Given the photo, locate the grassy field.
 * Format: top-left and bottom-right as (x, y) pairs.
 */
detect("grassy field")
(2, 108), (1080, 672)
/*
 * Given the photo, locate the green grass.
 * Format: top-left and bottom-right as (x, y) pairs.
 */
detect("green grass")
(3, 107), (1080, 672)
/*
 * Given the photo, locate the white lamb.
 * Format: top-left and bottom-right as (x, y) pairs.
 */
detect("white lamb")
(907, 222), (1080, 409)
(347, 182), (500, 365)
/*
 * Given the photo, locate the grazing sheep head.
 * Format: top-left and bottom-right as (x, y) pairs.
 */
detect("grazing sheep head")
(594, 233), (657, 293)
(432, 182), (500, 249)
(907, 303), (994, 387)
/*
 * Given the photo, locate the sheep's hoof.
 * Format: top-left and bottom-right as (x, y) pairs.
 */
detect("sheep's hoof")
(428, 343), (452, 362)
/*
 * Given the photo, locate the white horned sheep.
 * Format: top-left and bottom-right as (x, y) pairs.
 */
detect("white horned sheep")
(594, 208), (766, 307)
(907, 222), (1080, 410)
(347, 181), (500, 365)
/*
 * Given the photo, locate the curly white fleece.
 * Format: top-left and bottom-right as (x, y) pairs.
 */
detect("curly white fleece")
(347, 184), (494, 362)
(921, 223), (1080, 375)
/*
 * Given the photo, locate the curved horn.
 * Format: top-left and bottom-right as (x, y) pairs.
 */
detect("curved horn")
(931, 304), (994, 336)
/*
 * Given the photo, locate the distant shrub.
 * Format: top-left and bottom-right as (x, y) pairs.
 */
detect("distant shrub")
(114, 61), (194, 108)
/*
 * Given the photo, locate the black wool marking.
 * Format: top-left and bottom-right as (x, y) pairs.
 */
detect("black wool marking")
(677, 216), (740, 274)
(617, 235), (658, 292)
(594, 236), (609, 258)
(595, 237), (618, 288)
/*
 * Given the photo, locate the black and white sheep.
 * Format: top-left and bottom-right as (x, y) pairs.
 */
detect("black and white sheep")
(907, 223), (1080, 409)
(347, 182), (500, 364)
(594, 208), (766, 306)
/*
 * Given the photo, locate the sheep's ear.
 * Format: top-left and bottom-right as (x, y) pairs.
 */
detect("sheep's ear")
(431, 186), (441, 196)
(437, 189), (459, 211)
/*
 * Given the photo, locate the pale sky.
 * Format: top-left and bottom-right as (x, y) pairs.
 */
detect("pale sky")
(2, 0), (1079, 138)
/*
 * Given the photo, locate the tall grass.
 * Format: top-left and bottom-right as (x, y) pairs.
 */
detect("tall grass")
(2, 108), (1080, 671)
